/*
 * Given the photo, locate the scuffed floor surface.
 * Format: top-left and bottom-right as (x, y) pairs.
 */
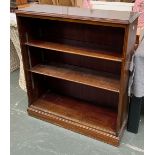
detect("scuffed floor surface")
(11, 70), (144, 155)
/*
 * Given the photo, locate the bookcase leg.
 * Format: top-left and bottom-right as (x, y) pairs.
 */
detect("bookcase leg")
(127, 95), (143, 134)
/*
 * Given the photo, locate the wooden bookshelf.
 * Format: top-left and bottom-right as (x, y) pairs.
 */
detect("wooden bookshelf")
(26, 40), (123, 62)
(30, 64), (120, 92)
(28, 92), (117, 134)
(16, 5), (139, 146)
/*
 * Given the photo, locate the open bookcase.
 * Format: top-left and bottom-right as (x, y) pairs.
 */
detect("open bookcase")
(16, 5), (139, 146)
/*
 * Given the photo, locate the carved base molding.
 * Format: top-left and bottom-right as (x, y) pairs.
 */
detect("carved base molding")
(27, 105), (126, 146)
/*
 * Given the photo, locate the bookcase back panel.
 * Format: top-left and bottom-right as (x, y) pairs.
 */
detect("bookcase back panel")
(21, 17), (125, 54)
(50, 78), (119, 109)
(32, 74), (119, 109)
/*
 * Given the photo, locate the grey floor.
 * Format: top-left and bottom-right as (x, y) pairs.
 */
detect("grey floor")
(11, 70), (144, 155)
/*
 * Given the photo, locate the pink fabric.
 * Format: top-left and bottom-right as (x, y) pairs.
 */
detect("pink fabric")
(82, 0), (144, 28)
(83, 0), (91, 8)
(133, 0), (144, 28)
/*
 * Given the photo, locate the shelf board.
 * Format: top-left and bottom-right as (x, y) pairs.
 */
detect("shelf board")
(25, 40), (122, 62)
(30, 64), (120, 92)
(28, 92), (117, 135)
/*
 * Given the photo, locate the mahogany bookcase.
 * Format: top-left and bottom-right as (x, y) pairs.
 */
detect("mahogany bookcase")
(16, 5), (139, 146)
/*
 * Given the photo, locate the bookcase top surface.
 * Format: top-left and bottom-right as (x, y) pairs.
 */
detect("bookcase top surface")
(16, 4), (139, 25)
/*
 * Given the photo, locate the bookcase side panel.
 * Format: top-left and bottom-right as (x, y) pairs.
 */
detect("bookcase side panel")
(16, 15), (46, 105)
(116, 19), (138, 135)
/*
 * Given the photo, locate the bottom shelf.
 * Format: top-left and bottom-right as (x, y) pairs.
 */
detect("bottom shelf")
(28, 92), (121, 146)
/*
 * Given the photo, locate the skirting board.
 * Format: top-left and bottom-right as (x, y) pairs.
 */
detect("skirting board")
(27, 105), (127, 146)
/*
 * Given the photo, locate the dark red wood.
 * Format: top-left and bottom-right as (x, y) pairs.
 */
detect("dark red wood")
(16, 5), (139, 146)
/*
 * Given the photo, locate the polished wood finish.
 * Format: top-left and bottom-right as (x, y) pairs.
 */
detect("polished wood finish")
(16, 5), (139, 146)
(26, 40), (123, 62)
(30, 64), (120, 92)
(16, 4), (139, 24)
(29, 92), (117, 134)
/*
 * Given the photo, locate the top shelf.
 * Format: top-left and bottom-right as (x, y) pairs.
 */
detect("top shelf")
(25, 40), (123, 62)
(17, 4), (140, 24)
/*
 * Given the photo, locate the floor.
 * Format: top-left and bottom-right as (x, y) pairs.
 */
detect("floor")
(11, 70), (144, 155)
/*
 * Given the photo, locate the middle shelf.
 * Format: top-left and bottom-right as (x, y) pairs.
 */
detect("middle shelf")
(29, 63), (120, 93)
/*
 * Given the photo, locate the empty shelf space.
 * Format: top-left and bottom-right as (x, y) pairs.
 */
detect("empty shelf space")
(29, 92), (117, 134)
(30, 64), (120, 92)
(25, 40), (122, 62)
